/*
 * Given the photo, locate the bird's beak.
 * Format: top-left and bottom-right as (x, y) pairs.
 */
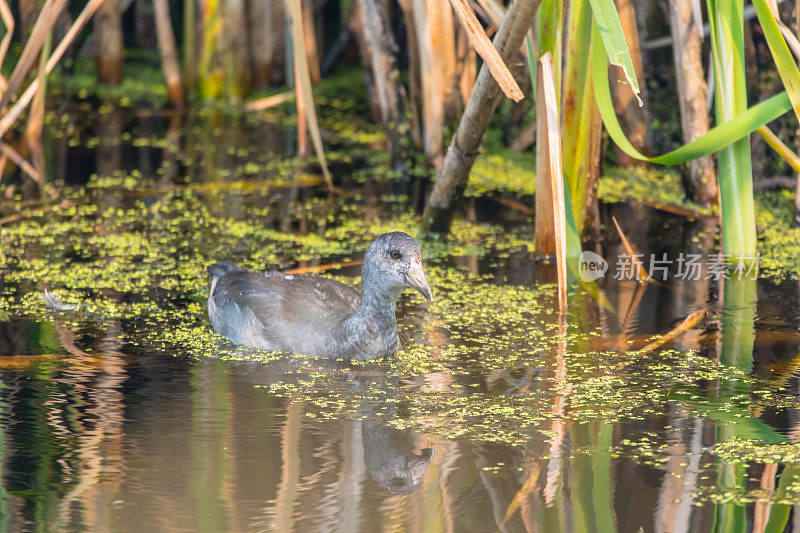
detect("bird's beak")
(404, 260), (433, 301)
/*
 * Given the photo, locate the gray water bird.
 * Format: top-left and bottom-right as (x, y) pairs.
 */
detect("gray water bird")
(207, 232), (433, 360)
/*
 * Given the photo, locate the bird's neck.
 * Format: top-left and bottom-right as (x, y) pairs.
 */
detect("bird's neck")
(337, 273), (403, 359)
(355, 276), (403, 323)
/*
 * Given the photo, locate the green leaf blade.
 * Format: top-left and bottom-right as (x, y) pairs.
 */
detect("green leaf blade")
(587, 0), (641, 103)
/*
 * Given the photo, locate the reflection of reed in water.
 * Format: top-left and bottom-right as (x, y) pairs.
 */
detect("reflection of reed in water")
(55, 322), (127, 530)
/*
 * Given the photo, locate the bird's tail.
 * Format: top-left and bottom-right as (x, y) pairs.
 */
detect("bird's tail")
(207, 262), (241, 295)
(208, 261), (240, 280)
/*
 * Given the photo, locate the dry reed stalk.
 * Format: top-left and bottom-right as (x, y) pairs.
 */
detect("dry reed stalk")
(456, 26), (477, 106)
(93, 0), (123, 84)
(0, 153), (8, 182)
(153, 0), (185, 107)
(225, 0), (250, 94)
(412, 0), (457, 164)
(0, 0), (65, 110)
(284, 0), (332, 189)
(294, 57), (308, 157)
(302, 0), (320, 84)
(248, 0), (285, 86)
(245, 90), (296, 111)
(396, 0), (424, 148)
(0, 0), (14, 88)
(539, 52), (567, 313)
(356, 0), (408, 170)
(0, 0), (109, 139)
(0, 141), (40, 184)
(471, 0), (534, 76)
(24, 29), (50, 190)
(638, 309), (708, 352)
(612, 215), (650, 281)
(447, 0), (523, 101)
(474, 0), (504, 22)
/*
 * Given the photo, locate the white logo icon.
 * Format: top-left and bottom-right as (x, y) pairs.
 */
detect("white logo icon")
(579, 251), (608, 282)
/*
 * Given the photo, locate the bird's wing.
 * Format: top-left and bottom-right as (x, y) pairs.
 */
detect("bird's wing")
(210, 271), (361, 353)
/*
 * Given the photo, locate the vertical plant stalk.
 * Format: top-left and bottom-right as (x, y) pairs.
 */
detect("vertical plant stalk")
(411, 0), (457, 166)
(396, 0), (423, 149)
(348, 2), (382, 122)
(0, 0), (109, 139)
(669, 0), (717, 206)
(0, 0), (14, 89)
(183, 0), (196, 92)
(422, 0), (542, 234)
(94, 0), (124, 85)
(24, 29), (51, 191)
(223, 0), (248, 96)
(533, 0), (562, 256)
(19, 0), (37, 37)
(356, 0), (409, 172)
(153, 0), (185, 107)
(248, 0), (283, 87)
(0, 0), (65, 110)
(611, 0), (651, 168)
(561, 0), (602, 239)
(707, 0), (757, 260)
(198, 0), (224, 99)
(539, 52), (568, 313)
(284, 0), (333, 189)
(293, 57), (308, 156)
(456, 26), (477, 107)
(302, 0), (321, 84)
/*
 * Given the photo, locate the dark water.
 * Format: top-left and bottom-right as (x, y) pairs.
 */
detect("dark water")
(1, 106), (800, 531)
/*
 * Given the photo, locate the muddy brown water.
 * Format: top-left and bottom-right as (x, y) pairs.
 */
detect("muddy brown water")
(1, 107), (799, 531)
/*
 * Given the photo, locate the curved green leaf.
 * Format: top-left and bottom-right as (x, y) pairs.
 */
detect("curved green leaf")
(587, 0), (641, 103)
(591, 24), (792, 164)
(752, 0), (800, 124)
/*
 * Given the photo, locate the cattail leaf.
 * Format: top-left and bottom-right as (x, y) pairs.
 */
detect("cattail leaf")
(591, 26), (791, 165)
(587, 0), (641, 104)
(752, 0), (800, 125)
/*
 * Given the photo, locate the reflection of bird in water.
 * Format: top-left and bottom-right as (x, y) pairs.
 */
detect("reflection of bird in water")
(229, 354), (434, 495)
(207, 232), (433, 360)
(363, 420), (434, 494)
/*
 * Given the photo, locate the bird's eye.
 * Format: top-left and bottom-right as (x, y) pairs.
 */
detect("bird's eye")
(389, 250), (401, 260)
